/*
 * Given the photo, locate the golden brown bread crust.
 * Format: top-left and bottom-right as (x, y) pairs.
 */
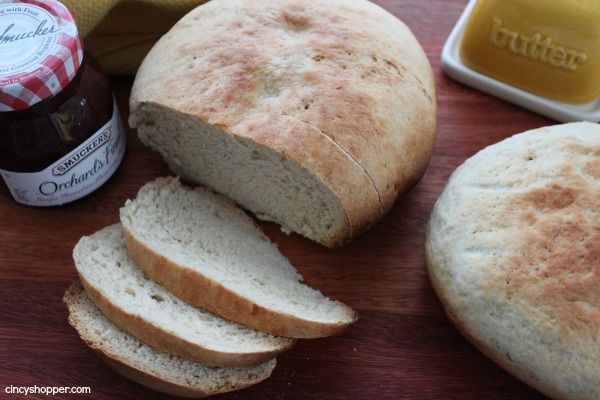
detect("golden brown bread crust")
(121, 227), (358, 339)
(95, 353), (212, 398)
(129, 0), (437, 247)
(78, 275), (294, 367)
(64, 282), (276, 398)
(96, 352), (275, 399)
(425, 122), (600, 400)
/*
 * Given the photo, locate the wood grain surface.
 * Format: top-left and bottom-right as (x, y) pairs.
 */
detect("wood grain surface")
(0, 1), (558, 399)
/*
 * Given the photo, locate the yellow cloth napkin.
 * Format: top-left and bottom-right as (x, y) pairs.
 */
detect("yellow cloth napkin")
(61, 0), (208, 75)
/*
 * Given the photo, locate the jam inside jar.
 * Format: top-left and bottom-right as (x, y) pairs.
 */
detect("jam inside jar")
(0, 53), (114, 173)
(0, 0), (126, 206)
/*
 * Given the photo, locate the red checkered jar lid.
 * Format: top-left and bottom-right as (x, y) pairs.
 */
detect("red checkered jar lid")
(0, 0), (83, 111)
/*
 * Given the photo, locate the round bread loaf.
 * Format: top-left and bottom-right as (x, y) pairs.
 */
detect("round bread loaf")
(425, 122), (600, 400)
(129, 0), (437, 247)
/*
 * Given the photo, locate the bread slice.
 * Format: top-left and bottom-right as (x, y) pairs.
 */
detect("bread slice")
(73, 223), (294, 367)
(119, 177), (358, 338)
(64, 282), (276, 398)
(425, 122), (600, 399)
(129, 0), (437, 247)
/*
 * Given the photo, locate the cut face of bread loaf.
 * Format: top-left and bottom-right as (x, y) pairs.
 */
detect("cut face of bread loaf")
(120, 177), (358, 338)
(425, 122), (600, 400)
(64, 282), (276, 398)
(129, 0), (437, 247)
(73, 223), (295, 367)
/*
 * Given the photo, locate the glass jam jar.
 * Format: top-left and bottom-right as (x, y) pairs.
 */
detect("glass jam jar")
(0, 0), (126, 206)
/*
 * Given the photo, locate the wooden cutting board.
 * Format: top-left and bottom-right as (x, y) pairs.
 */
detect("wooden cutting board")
(0, 1), (554, 398)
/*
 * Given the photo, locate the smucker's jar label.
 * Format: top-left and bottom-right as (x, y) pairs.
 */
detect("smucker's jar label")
(0, 97), (126, 206)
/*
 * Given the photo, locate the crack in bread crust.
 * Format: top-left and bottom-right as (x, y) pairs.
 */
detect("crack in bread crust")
(280, 113), (384, 212)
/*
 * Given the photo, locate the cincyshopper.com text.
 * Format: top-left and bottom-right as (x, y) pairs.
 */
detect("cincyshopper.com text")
(5, 385), (91, 396)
